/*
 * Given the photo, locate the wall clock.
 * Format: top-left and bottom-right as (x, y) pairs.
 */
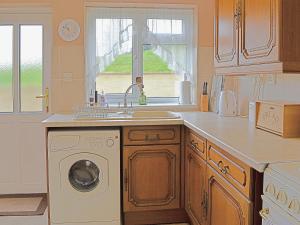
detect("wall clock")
(58, 19), (80, 42)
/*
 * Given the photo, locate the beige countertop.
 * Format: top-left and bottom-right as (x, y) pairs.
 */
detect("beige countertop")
(42, 114), (184, 127)
(181, 112), (300, 172)
(43, 112), (300, 172)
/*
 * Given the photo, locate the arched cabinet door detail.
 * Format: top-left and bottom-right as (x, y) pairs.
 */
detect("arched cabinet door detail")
(207, 165), (251, 225)
(185, 146), (207, 225)
(214, 0), (239, 68)
(123, 145), (180, 212)
(239, 0), (279, 65)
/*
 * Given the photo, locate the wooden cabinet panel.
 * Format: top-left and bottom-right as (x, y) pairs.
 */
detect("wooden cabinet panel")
(123, 145), (180, 212)
(207, 142), (252, 199)
(215, 0), (300, 74)
(214, 0), (239, 67)
(207, 165), (252, 225)
(123, 126), (180, 146)
(186, 130), (207, 160)
(239, 0), (279, 65)
(185, 146), (207, 225)
(282, 0), (300, 71)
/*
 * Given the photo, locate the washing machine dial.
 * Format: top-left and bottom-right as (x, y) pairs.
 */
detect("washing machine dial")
(106, 138), (114, 147)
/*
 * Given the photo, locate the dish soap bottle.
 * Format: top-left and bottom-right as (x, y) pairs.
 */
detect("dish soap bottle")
(99, 90), (107, 107)
(139, 91), (147, 105)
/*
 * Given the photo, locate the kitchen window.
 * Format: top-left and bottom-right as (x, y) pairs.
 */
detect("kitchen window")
(86, 6), (197, 105)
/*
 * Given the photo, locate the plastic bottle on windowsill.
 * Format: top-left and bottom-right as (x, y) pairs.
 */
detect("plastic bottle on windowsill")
(99, 90), (107, 107)
(138, 91), (147, 105)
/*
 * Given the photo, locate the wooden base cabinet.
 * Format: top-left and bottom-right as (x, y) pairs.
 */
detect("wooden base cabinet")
(185, 146), (207, 225)
(123, 145), (181, 212)
(184, 128), (261, 225)
(207, 165), (252, 225)
(122, 126), (188, 225)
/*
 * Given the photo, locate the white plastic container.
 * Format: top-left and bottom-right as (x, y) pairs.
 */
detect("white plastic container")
(248, 101), (256, 124)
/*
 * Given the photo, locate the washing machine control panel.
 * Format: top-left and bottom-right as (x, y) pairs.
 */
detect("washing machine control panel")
(106, 138), (115, 147)
(86, 136), (118, 149)
(86, 137), (104, 149)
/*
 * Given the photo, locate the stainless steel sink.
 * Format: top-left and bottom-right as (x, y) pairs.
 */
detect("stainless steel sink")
(74, 111), (180, 120)
(131, 111), (180, 119)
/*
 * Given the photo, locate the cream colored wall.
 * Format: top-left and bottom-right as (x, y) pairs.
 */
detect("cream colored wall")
(1, 0), (215, 113)
(218, 73), (300, 116)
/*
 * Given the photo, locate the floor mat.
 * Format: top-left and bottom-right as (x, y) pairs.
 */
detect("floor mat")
(0, 194), (47, 216)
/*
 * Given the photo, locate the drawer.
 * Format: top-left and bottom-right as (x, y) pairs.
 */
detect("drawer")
(123, 126), (180, 146)
(257, 102), (284, 134)
(186, 129), (206, 160)
(207, 142), (252, 198)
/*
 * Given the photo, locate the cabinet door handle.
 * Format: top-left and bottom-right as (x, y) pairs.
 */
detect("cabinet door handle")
(124, 168), (128, 192)
(188, 153), (193, 161)
(203, 191), (208, 220)
(234, 1), (241, 29)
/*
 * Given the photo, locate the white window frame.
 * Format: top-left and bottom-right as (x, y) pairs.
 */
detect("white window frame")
(0, 8), (52, 114)
(85, 4), (198, 106)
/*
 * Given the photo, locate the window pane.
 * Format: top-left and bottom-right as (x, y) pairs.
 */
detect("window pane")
(0, 26), (13, 113)
(147, 19), (183, 35)
(143, 44), (186, 98)
(96, 19), (133, 94)
(20, 25), (43, 112)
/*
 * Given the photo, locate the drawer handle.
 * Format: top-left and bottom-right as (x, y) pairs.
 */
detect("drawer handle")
(145, 134), (160, 141)
(217, 161), (229, 175)
(259, 208), (269, 220)
(191, 140), (205, 153)
(191, 140), (199, 149)
(217, 161), (224, 170)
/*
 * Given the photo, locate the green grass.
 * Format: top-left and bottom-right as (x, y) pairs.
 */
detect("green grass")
(0, 65), (42, 87)
(104, 50), (172, 73)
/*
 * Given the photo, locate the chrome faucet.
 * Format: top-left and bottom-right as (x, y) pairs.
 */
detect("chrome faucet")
(123, 77), (144, 109)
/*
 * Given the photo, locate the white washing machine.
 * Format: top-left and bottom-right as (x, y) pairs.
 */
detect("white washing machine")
(48, 129), (121, 225)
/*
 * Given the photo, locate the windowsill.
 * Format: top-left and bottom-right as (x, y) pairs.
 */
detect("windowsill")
(107, 103), (199, 112)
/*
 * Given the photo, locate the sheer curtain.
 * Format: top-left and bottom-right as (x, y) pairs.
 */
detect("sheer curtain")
(86, 6), (195, 104)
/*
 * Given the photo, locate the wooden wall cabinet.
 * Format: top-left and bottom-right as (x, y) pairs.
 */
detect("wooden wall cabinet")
(215, 0), (300, 75)
(214, 0), (238, 68)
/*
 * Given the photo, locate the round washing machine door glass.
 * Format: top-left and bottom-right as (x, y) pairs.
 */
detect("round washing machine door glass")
(69, 160), (100, 192)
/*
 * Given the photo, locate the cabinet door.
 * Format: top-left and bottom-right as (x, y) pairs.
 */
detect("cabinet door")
(215, 0), (239, 67)
(185, 146), (207, 225)
(239, 0), (280, 65)
(207, 165), (252, 225)
(123, 145), (180, 212)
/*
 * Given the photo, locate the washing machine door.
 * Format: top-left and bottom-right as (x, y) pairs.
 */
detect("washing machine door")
(69, 160), (100, 192)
